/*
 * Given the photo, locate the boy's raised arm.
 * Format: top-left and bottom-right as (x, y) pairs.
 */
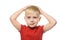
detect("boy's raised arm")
(40, 8), (57, 33)
(10, 8), (25, 31)
(10, 5), (30, 31)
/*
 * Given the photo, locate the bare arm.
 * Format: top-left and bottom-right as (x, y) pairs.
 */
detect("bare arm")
(10, 6), (30, 31)
(10, 8), (24, 31)
(40, 9), (57, 33)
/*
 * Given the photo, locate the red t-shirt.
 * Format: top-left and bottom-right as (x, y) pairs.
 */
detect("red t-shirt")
(20, 25), (44, 40)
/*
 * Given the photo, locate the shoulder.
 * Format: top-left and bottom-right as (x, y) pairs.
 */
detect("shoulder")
(38, 25), (44, 32)
(21, 24), (26, 27)
(38, 25), (44, 29)
(19, 24), (26, 32)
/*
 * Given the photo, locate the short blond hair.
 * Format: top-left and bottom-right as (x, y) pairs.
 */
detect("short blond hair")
(25, 5), (40, 15)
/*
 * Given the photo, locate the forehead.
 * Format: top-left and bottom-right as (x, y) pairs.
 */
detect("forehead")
(25, 10), (40, 16)
(25, 13), (39, 17)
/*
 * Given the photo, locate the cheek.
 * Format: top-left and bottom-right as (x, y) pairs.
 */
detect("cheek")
(34, 19), (39, 23)
(25, 19), (30, 23)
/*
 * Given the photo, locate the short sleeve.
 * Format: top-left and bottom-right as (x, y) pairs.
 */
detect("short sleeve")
(39, 25), (44, 34)
(41, 25), (44, 33)
(19, 24), (26, 33)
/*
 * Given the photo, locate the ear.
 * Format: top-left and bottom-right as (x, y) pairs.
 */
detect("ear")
(39, 16), (41, 21)
(24, 16), (26, 21)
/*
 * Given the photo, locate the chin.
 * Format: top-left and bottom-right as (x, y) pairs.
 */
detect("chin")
(29, 25), (36, 28)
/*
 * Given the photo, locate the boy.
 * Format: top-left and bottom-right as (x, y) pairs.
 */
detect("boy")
(10, 5), (57, 40)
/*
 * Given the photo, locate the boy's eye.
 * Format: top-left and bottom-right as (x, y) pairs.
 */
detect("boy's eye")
(27, 17), (31, 18)
(27, 16), (37, 19)
(33, 17), (37, 18)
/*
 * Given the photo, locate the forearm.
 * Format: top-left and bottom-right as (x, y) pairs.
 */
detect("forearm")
(10, 8), (25, 20)
(41, 10), (57, 24)
(10, 5), (31, 20)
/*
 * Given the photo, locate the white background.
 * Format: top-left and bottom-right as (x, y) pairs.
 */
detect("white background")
(0, 0), (60, 40)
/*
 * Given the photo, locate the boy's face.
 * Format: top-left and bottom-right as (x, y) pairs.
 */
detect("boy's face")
(24, 11), (41, 28)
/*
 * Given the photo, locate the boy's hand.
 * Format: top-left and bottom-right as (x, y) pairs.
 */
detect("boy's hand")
(38, 8), (44, 15)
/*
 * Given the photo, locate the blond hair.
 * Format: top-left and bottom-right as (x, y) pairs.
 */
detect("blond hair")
(25, 5), (40, 15)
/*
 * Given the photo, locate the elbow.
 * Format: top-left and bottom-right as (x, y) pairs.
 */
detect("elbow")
(10, 16), (14, 21)
(54, 20), (57, 25)
(10, 16), (13, 21)
(52, 20), (57, 26)
(10, 16), (16, 21)
(49, 20), (57, 26)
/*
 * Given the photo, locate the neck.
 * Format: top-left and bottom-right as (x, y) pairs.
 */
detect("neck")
(28, 26), (37, 29)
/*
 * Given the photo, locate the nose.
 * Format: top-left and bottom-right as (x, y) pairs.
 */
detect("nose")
(30, 18), (34, 22)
